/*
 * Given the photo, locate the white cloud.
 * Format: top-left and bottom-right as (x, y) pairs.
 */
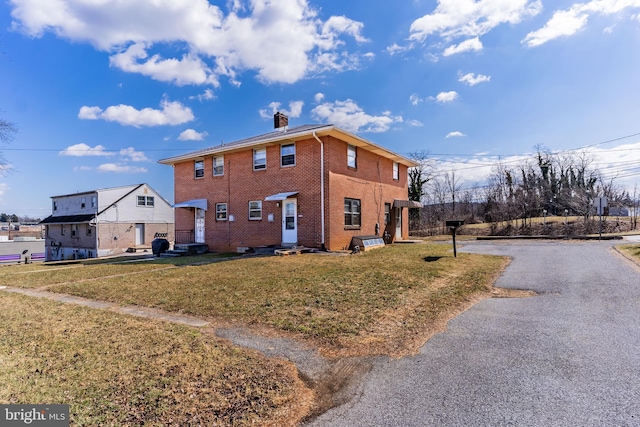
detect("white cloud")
(119, 147), (149, 161)
(522, 0), (640, 47)
(410, 93), (422, 106)
(314, 93), (325, 103)
(386, 43), (412, 55)
(0, 183), (8, 200)
(409, 0), (542, 44)
(434, 91), (459, 103)
(458, 72), (491, 86)
(9, 0), (369, 86)
(189, 89), (215, 102)
(59, 143), (114, 157)
(78, 99), (194, 127)
(446, 131), (466, 138)
(311, 98), (402, 133)
(97, 163), (148, 173)
(178, 129), (209, 141)
(109, 43), (218, 86)
(259, 101), (304, 119)
(443, 37), (483, 56)
(73, 166), (93, 172)
(407, 119), (424, 127)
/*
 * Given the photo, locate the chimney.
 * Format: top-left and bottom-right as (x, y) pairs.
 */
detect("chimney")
(274, 112), (288, 129)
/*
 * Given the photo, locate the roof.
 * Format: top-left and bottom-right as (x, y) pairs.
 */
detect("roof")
(40, 214), (95, 224)
(50, 183), (143, 199)
(158, 124), (418, 167)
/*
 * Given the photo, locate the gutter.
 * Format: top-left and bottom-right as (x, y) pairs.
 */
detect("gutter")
(312, 132), (326, 249)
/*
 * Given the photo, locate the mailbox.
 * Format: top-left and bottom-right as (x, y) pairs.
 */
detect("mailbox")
(446, 220), (464, 228)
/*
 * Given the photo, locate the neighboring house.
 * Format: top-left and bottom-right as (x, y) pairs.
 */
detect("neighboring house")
(159, 113), (420, 252)
(40, 184), (174, 261)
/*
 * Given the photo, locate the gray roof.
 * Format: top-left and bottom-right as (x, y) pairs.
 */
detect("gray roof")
(158, 124), (418, 167)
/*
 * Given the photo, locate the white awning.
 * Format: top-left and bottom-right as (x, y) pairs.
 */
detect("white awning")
(264, 191), (299, 201)
(172, 199), (208, 211)
(393, 199), (422, 208)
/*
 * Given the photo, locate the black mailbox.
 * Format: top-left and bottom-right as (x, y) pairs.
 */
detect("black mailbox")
(445, 220), (464, 258)
(446, 220), (464, 228)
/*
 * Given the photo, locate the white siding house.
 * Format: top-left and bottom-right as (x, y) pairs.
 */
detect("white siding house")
(41, 184), (174, 261)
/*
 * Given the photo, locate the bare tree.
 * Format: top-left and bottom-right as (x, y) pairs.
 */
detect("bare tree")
(0, 117), (17, 175)
(444, 169), (462, 216)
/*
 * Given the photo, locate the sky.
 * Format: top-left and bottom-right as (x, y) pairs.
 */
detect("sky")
(1, 0), (640, 219)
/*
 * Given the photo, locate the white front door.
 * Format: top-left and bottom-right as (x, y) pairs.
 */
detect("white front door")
(282, 199), (298, 245)
(395, 208), (403, 241)
(195, 208), (205, 243)
(135, 223), (144, 245)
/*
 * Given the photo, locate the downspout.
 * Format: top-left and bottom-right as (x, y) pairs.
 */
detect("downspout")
(312, 132), (326, 249)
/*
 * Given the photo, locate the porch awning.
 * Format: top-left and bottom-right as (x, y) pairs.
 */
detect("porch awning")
(264, 191), (299, 201)
(393, 199), (422, 208)
(172, 199), (208, 211)
(40, 214), (96, 224)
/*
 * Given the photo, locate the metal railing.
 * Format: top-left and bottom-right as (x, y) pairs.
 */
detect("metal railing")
(175, 230), (194, 244)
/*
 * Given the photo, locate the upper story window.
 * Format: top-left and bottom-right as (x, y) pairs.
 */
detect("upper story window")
(81, 197), (86, 209)
(249, 201), (262, 220)
(53, 201), (58, 211)
(86, 224), (92, 236)
(254, 148), (266, 170)
(194, 160), (204, 178)
(61, 224), (65, 235)
(281, 143), (295, 167)
(213, 156), (224, 176)
(393, 162), (399, 180)
(216, 203), (228, 221)
(347, 144), (357, 168)
(71, 224), (77, 237)
(344, 198), (361, 229)
(137, 196), (155, 207)
(91, 196), (97, 208)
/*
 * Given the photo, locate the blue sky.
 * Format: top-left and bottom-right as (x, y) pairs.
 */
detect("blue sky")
(1, 0), (640, 218)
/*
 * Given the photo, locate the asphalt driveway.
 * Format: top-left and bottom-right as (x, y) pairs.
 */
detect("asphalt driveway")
(308, 240), (640, 426)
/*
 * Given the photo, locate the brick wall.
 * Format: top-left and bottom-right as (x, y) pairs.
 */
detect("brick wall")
(172, 134), (411, 252)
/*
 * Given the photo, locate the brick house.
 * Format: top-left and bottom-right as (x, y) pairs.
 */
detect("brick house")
(40, 183), (174, 261)
(159, 114), (420, 252)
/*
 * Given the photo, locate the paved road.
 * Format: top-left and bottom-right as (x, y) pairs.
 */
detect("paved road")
(308, 240), (640, 426)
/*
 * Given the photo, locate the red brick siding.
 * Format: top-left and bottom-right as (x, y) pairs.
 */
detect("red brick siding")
(172, 134), (411, 252)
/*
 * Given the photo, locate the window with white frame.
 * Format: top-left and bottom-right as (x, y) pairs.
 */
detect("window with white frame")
(393, 162), (399, 180)
(385, 203), (391, 224)
(194, 160), (204, 178)
(253, 148), (266, 170)
(281, 143), (295, 167)
(81, 197), (86, 209)
(213, 156), (224, 176)
(347, 144), (357, 168)
(344, 198), (361, 228)
(216, 203), (228, 221)
(249, 201), (262, 220)
(137, 196), (154, 207)
(91, 196), (97, 208)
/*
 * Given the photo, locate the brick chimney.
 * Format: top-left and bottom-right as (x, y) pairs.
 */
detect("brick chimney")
(274, 112), (288, 129)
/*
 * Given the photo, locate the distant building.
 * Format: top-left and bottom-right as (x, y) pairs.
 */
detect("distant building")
(40, 184), (174, 261)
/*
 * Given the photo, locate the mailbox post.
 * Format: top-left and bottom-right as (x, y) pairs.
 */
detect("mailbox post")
(446, 220), (464, 257)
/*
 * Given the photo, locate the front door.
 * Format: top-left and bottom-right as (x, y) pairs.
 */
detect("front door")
(135, 223), (144, 245)
(195, 208), (205, 243)
(282, 198), (298, 245)
(395, 208), (403, 241)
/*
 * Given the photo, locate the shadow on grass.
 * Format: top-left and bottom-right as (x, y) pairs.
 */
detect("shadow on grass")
(423, 256), (443, 263)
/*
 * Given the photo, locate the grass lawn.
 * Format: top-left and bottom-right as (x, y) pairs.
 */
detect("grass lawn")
(0, 253), (239, 289)
(0, 292), (309, 426)
(48, 243), (509, 357)
(617, 244), (640, 263)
